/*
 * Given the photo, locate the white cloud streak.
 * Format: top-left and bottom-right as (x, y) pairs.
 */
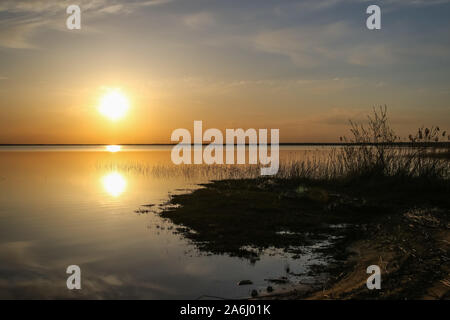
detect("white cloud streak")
(0, 0), (173, 49)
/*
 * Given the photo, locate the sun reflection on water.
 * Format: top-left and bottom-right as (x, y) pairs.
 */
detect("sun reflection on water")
(102, 172), (127, 197)
(106, 145), (121, 152)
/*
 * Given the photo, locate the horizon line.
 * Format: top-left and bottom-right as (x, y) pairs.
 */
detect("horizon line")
(1, 142), (449, 147)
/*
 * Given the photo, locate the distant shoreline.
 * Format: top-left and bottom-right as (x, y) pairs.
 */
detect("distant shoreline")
(1, 142), (449, 147)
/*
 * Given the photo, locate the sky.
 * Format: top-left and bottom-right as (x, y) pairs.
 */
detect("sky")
(0, 0), (449, 144)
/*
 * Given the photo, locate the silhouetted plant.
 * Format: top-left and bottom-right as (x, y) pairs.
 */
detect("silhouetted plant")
(336, 106), (448, 181)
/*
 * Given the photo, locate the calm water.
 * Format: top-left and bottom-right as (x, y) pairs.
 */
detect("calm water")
(0, 145), (332, 299)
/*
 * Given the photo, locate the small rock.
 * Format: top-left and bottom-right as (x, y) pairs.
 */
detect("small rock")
(238, 280), (253, 286)
(306, 188), (329, 203)
(295, 185), (308, 195)
(266, 286), (273, 293)
(264, 277), (288, 284)
(251, 289), (258, 297)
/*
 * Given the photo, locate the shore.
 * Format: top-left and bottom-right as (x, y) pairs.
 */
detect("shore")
(157, 177), (449, 299)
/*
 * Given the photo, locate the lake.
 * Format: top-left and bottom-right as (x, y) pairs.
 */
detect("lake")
(0, 145), (333, 299)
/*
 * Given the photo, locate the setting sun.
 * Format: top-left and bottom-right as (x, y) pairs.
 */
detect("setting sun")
(99, 89), (129, 121)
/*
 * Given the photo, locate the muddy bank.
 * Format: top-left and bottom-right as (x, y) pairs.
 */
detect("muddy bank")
(154, 177), (449, 299)
(263, 207), (450, 300)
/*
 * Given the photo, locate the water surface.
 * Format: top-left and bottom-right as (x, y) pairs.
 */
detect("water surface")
(0, 145), (332, 299)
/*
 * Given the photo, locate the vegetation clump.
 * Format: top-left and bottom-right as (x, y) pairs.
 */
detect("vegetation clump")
(154, 107), (449, 299)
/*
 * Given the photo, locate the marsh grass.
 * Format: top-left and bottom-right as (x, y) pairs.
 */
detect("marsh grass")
(169, 108), (447, 182)
(335, 106), (449, 182)
(97, 161), (262, 179)
(97, 107), (449, 183)
(280, 107), (448, 182)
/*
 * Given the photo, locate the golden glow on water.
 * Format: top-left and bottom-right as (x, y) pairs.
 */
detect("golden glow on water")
(102, 172), (127, 197)
(0, 147), (334, 299)
(106, 145), (121, 152)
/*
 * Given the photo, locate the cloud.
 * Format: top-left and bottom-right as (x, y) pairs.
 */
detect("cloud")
(0, 0), (173, 14)
(0, 0), (173, 49)
(253, 21), (396, 67)
(139, 0), (173, 7)
(253, 14), (450, 69)
(291, 0), (450, 10)
(0, 0), (106, 14)
(383, 0), (450, 5)
(184, 12), (216, 29)
(272, 0), (450, 16)
(99, 4), (126, 14)
(0, 18), (49, 49)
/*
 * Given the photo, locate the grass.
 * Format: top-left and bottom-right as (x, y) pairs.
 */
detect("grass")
(112, 106), (449, 182)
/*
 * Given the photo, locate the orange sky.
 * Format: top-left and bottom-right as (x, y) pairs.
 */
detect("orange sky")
(1, 0), (449, 144)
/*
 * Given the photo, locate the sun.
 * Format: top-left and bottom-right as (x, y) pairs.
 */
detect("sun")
(99, 89), (129, 121)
